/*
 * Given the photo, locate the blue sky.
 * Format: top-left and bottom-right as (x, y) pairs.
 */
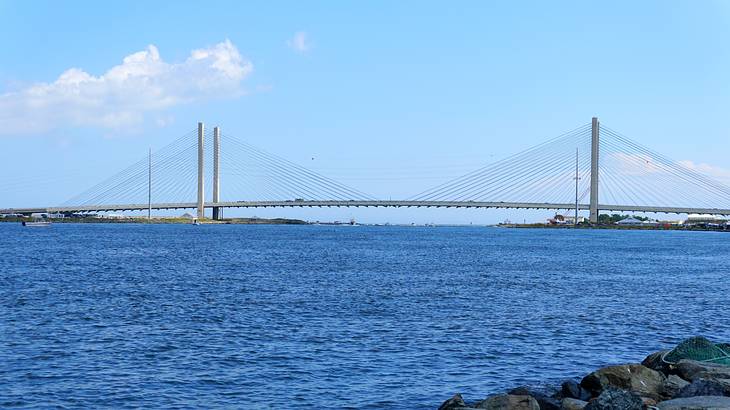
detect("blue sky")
(1, 1), (729, 223)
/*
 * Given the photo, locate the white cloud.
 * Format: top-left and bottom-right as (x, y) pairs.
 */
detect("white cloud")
(0, 39), (253, 135)
(606, 152), (663, 176)
(605, 153), (730, 184)
(155, 115), (175, 128)
(287, 31), (311, 53)
(678, 160), (730, 185)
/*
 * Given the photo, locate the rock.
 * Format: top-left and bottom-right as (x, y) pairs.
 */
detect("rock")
(562, 380), (593, 401)
(662, 374), (691, 398)
(561, 398), (588, 410)
(657, 395), (730, 410)
(439, 393), (469, 410)
(643, 350), (672, 373)
(508, 386), (561, 410)
(715, 379), (730, 393)
(583, 388), (643, 410)
(474, 394), (540, 410)
(676, 360), (730, 382)
(580, 363), (665, 400)
(676, 379), (730, 398)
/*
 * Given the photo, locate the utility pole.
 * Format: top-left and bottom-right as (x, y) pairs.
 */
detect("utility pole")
(589, 117), (600, 224)
(574, 148), (579, 226)
(148, 147), (152, 221)
(197, 122), (205, 220)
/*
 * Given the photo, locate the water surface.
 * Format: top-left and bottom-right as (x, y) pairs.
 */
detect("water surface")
(1, 224), (729, 408)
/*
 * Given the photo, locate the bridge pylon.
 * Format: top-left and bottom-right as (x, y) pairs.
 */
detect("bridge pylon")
(197, 122), (205, 219)
(212, 126), (221, 220)
(589, 116), (600, 223)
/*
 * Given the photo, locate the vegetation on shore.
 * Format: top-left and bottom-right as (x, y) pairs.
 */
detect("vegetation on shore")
(598, 213), (650, 224)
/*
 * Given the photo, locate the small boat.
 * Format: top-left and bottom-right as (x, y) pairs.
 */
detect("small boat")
(22, 220), (51, 227)
(192, 218), (201, 225)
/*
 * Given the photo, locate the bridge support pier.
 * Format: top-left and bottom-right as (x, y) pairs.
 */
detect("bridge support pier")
(197, 122), (205, 219)
(589, 117), (600, 224)
(212, 126), (221, 220)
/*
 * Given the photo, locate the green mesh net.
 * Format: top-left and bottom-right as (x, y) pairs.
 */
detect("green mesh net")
(662, 336), (730, 365)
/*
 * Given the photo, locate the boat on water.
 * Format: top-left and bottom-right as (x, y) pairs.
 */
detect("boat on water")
(22, 220), (51, 227)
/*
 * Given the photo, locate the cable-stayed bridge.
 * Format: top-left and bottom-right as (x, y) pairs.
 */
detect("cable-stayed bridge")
(4, 117), (730, 222)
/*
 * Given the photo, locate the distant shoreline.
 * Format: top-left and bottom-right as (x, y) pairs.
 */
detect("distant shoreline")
(3, 218), (729, 231)
(499, 223), (730, 232)
(0, 217), (309, 225)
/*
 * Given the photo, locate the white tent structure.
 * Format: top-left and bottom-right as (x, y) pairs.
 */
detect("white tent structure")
(616, 216), (645, 226)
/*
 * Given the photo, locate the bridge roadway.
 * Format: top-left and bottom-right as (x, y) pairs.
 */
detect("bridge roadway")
(2, 200), (730, 216)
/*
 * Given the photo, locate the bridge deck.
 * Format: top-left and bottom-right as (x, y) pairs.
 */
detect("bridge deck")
(2, 200), (729, 216)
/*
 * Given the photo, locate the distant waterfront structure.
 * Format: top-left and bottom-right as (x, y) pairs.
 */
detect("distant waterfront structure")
(103, 213), (129, 220)
(616, 216), (646, 226)
(548, 214), (586, 225)
(685, 214), (727, 224)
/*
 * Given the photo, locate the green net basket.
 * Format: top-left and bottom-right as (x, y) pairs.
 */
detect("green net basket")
(662, 336), (730, 365)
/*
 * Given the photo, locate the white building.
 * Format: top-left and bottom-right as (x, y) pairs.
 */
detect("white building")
(685, 214), (726, 224)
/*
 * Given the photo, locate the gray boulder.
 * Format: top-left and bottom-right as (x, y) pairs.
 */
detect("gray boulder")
(562, 380), (592, 401)
(662, 374), (691, 399)
(561, 398), (588, 410)
(475, 394), (539, 410)
(508, 386), (560, 410)
(676, 379), (730, 398)
(676, 360), (730, 382)
(439, 393), (469, 410)
(657, 395), (730, 410)
(583, 388), (643, 410)
(643, 349), (672, 373)
(581, 363), (665, 400)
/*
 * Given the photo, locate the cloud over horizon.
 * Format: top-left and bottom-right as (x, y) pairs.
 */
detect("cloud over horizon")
(678, 160), (730, 185)
(0, 40), (253, 135)
(287, 31), (311, 54)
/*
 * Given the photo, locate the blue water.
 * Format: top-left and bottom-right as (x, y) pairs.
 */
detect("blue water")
(1, 224), (729, 408)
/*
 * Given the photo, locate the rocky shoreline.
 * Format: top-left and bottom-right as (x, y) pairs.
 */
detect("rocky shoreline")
(439, 337), (730, 410)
